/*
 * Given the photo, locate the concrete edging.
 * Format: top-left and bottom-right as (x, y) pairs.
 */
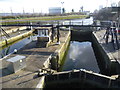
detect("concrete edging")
(36, 31), (71, 88)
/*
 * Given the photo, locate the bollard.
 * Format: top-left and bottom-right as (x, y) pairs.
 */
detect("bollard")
(14, 49), (17, 54)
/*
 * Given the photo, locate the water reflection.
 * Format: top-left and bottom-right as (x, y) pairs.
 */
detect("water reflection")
(0, 36), (34, 58)
(62, 41), (100, 73)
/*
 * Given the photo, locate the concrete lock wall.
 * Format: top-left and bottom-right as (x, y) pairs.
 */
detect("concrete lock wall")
(43, 28), (120, 88)
(110, 60), (120, 75)
(92, 32), (119, 75)
(51, 31), (112, 75)
(71, 30), (111, 75)
(38, 30), (119, 88)
(50, 31), (71, 71)
(92, 32), (111, 75)
(36, 31), (71, 88)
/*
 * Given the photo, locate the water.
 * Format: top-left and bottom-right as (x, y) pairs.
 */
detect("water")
(63, 17), (93, 25)
(0, 36), (35, 59)
(62, 41), (100, 73)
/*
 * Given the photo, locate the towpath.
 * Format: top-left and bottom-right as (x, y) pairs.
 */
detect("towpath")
(93, 30), (120, 63)
(0, 30), (70, 88)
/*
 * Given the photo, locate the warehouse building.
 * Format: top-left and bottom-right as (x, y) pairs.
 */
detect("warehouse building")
(49, 7), (62, 15)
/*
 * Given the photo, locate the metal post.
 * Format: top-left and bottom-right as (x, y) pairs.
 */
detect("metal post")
(118, 7), (120, 32)
(51, 25), (54, 42)
(56, 21), (60, 44)
(30, 22), (33, 30)
(61, 2), (64, 14)
(69, 20), (71, 25)
(82, 21), (83, 25)
(105, 27), (110, 44)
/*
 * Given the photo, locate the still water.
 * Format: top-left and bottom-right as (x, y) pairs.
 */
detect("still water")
(63, 17), (93, 25)
(0, 36), (35, 58)
(62, 41), (100, 73)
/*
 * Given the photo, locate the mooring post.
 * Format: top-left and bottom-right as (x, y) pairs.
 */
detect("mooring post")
(30, 22), (33, 30)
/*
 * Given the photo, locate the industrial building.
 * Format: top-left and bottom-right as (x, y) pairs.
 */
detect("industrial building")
(49, 7), (62, 15)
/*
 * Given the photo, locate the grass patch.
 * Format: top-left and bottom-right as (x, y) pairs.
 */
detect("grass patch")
(1, 15), (88, 25)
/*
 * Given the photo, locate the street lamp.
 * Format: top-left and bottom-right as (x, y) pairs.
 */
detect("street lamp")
(117, 7), (120, 30)
(61, 2), (64, 14)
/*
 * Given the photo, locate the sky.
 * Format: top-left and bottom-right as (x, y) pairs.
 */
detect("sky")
(0, 0), (120, 13)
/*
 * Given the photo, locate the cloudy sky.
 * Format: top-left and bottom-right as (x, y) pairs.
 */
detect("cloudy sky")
(0, 0), (119, 13)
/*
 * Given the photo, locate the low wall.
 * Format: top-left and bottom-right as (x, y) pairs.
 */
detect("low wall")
(0, 30), (34, 47)
(36, 31), (71, 88)
(92, 32), (120, 75)
(50, 31), (71, 71)
(92, 32), (111, 75)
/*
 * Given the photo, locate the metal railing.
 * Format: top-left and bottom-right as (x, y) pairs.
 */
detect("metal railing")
(103, 26), (120, 50)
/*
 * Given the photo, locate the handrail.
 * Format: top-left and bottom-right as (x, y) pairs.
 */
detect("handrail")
(0, 27), (10, 38)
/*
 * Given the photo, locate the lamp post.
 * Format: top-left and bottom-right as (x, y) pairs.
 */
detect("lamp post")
(118, 7), (120, 31)
(61, 2), (64, 14)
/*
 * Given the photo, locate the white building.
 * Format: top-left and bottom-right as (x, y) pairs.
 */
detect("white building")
(118, 1), (120, 7)
(83, 11), (90, 15)
(49, 7), (62, 15)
